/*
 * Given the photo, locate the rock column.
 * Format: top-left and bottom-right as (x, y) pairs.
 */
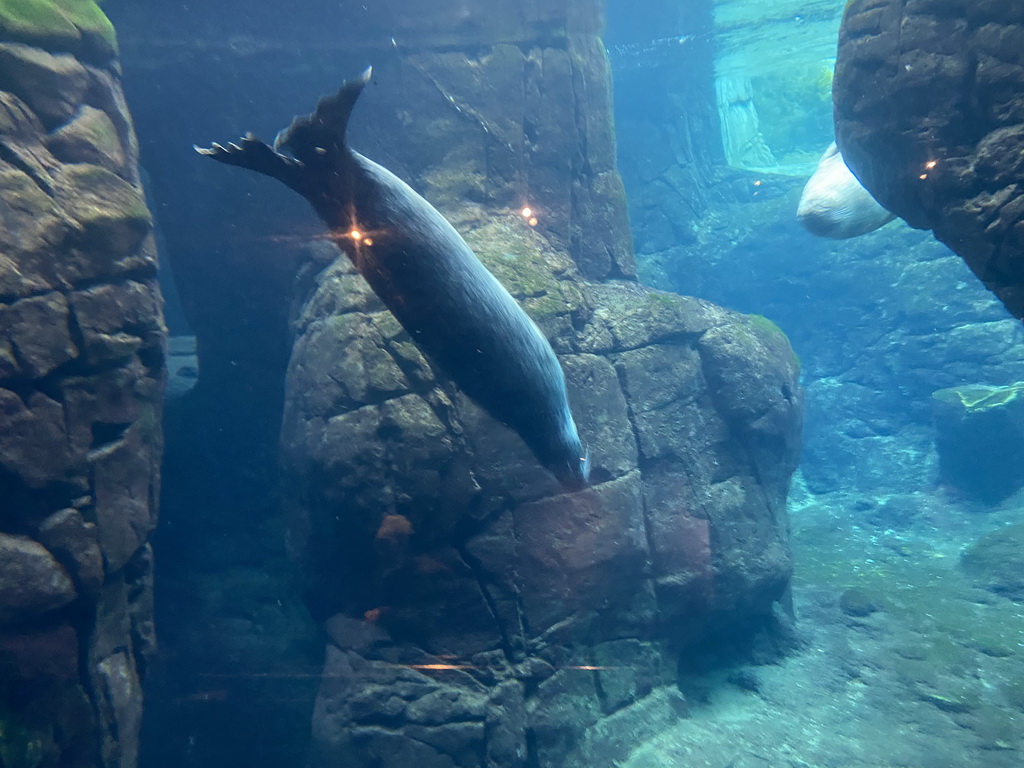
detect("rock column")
(834, 0), (1024, 320)
(0, 5), (164, 768)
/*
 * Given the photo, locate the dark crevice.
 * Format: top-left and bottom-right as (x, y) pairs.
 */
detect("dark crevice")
(457, 541), (521, 665)
(0, 139), (54, 194)
(524, 725), (541, 768)
(69, 267), (161, 295)
(91, 421), (132, 450)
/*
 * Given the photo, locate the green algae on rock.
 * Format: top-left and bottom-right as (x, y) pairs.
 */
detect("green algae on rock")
(48, 105), (125, 171)
(54, 163), (151, 259)
(933, 382), (1024, 412)
(0, 0), (116, 60)
(467, 219), (583, 321)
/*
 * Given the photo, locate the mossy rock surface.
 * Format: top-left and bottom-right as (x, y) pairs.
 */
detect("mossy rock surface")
(54, 163), (150, 257)
(933, 382), (1024, 413)
(0, 0), (116, 60)
(467, 219), (582, 320)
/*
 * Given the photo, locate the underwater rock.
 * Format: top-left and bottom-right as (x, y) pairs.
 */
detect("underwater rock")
(0, 292), (78, 379)
(834, 0), (1024, 320)
(0, 168), (68, 298)
(0, 9), (163, 768)
(0, 533), (76, 623)
(70, 280), (163, 365)
(283, 217), (802, 768)
(0, 0), (117, 62)
(0, 623), (79, 683)
(0, 42), (89, 128)
(53, 164), (151, 264)
(0, 388), (78, 491)
(961, 524), (1024, 602)
(37, 508), (104, 596)
(932, 383), (1024, 503)
(838, 587), (882, 617)
(48, 105), (126, 172)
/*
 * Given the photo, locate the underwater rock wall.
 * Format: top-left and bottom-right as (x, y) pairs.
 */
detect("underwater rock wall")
(281, 224), (801, 768)
(0, 5), (164, 768)
(834, 0), (1024, 322)
(610, 0), (720, 260)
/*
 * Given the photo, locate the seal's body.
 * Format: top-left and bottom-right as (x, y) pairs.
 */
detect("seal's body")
(797, 142), (896, 239)
(197, 68), (589, 489)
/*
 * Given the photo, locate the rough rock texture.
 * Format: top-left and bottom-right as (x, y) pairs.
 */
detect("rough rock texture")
(932, 383), (1024, 503)
(281, 219), (802, 768)
(0, 4), (164, 768)
(834, 0), (1024, 320)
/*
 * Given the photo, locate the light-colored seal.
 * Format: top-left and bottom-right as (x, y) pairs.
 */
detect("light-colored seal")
(196, 68), (589, 489)
(797, 142), (895, 239)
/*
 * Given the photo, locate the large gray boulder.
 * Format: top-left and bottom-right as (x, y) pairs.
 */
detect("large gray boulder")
(282, 218), (802, 768)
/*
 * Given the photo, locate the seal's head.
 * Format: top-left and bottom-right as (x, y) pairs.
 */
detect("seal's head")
(797, 143), (895, 239)
(534, 416), (590, 491)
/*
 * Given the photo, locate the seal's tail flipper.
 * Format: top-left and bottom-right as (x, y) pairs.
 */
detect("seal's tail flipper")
(273, 66), (372, 169)
(195, 67), (372, 202)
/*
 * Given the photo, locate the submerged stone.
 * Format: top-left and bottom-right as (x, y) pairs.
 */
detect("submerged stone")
(47, 106), (125, 172)
(932, 383), (1024, 503)
(54, 164), (151, 264)
(0, 0), (116, 60)
(0, 43), (89, 127)
(0, 533), (77, 623)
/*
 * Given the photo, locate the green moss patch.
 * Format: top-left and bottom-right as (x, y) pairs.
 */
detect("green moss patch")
(467, 219), (582, 320)
(0, 0), (116, 59)
(55, 164), (151, 258)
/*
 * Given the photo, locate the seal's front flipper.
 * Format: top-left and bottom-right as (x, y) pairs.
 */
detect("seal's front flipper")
(194, 133), (309, 196)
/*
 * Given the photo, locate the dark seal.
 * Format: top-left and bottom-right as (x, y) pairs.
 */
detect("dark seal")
(196, 68), (589, 489)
